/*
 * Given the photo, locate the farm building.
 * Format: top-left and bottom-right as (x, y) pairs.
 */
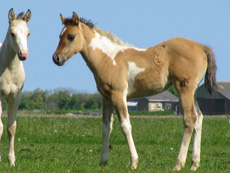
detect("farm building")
(196, 82), (230, 115)
(127, 90), (180, 115)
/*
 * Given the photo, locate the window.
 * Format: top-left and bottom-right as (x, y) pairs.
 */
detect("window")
(157, 103), (162, 110)
(165, 103), (172, 110)
(150, 103), (155, 110)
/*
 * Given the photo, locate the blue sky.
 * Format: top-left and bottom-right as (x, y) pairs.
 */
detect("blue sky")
(0, 1), (229, 93)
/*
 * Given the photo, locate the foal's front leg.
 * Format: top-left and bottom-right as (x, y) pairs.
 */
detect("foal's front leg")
(6, 93), (21, 166)
(112, 92), (138, 169)
(99, 97), (114, 166)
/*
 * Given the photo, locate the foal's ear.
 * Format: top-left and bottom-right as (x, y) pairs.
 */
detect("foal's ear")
(23, 9), (31, 22)
(8, 8), (15, 23)
(60, 14), (66, 24)
(72, 12), (80, 25)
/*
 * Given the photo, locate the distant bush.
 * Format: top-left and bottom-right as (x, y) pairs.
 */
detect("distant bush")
(17, 88), (102, 112)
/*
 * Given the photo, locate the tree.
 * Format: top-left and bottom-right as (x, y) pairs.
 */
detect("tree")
(84, 98), (98, 109)
(69, 94), (79, 110)
(18, 88), (102, 111)
(168, 86), (178, 97)
(30, 88), (47, 110)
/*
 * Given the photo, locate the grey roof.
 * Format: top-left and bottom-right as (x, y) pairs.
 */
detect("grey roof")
(144, 90), (179, 102)
(216, 82), (230, 100)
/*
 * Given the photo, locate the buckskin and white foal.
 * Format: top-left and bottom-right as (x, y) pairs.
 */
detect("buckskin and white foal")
(53, 12), (216, 171)
(0, 9), (31, 166)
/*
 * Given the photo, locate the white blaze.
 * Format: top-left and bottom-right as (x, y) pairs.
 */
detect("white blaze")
(11, 21), (29, 52)
(60, 27), (67, 36)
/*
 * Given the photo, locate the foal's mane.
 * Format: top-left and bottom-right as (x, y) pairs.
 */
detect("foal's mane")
(16, 12), (25, 20)
(94, 28), (133, 47)
(65, 17), (133, 47)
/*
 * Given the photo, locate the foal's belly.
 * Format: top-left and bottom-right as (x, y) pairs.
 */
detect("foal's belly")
(127, 72), (170, 98)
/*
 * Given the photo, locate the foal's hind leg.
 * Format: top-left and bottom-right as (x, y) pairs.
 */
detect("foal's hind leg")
(190, 101), (203, 171)
(174, 90), (197, 171)
(6, 93), (21, 166)
(99, 97), (114, 166)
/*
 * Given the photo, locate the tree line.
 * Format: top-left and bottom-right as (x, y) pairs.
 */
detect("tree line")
(1, 87), (177, 113)
(2, 88), (102, 112)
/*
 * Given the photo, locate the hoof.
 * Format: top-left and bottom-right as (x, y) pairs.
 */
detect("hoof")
(8, 156), (15, 167)
(99, 160), (108, 167)
(173, 162), (184, 171)
(190, 162), (199, 171)
(9, 161), (15, 167)
(131, 158), (138, 169)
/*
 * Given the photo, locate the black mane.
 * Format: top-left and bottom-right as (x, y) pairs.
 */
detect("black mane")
(80, 18), (95, 28)
(16, 12), (24, 19)
(64, 17), (95, 28)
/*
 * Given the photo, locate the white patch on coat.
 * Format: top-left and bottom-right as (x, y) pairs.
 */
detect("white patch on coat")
(89, 31), (146, 65)
(127, 62), (145, 94)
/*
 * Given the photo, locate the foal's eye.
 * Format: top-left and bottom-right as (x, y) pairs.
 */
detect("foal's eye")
(67, 34), (75, 41)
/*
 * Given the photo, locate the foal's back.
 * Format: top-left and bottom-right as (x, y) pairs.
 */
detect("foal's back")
(123, 37), (207, 98)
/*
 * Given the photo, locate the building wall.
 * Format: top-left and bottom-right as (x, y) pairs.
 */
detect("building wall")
(197, 98), (227, 115)
(196, 84), (230, 115)
(138, 99), (180, 114)
(148, 102), (163, 111)
(137, 98), (149, 111)
(225, 99), (230, 114)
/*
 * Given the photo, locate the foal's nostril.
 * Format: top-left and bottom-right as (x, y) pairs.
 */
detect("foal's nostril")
(53, 53), (57, 62)
(56, 55), (59, 63)
(53, 53), (61, 65)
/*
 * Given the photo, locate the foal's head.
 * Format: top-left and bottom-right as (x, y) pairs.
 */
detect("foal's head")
(53, 12), (85, 66)
(8, 8), (31, 61)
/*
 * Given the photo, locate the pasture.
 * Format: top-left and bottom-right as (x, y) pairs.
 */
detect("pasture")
(0, 115), (229, 172)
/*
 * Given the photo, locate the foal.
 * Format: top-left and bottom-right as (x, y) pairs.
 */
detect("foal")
(53, 12), (216, 171)
(0, 8), (31, 166)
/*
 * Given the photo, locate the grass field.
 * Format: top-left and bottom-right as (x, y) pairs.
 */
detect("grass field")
(0, 115), (229, 172)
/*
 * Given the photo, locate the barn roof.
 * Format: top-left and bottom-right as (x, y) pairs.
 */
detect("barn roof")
(196, 81), (230, 100)
(215, 82), (230, 100)
(144, 90), (179, 102)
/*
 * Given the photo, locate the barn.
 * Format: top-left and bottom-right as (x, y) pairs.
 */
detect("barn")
(196, 82), (230, 115)
(128, 90), (180, 115)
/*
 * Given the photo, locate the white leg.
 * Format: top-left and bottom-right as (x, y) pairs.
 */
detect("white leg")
(100, 97), (114, 166)
(113, 92), (138, 169)
(120, 117), (138, 169)
(7, 92), (21, 166)
(191, 103), (203, 171)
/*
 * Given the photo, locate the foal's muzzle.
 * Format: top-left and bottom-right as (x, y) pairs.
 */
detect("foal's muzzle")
(18, 49), (29, 61)
(52, 53), (65, 66)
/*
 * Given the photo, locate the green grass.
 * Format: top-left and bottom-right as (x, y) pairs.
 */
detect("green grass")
(0, 116), (229, 172)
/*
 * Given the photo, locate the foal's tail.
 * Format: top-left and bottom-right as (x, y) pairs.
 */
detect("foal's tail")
(202, 45), (217, 94)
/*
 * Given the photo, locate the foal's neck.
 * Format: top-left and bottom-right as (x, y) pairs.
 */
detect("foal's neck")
(0, 30), (20, 68)
(80, 25), (103, 73)
(80, 24), (129, 72)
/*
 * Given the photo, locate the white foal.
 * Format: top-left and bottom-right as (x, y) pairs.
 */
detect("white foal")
(0, 8), (31, 166)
